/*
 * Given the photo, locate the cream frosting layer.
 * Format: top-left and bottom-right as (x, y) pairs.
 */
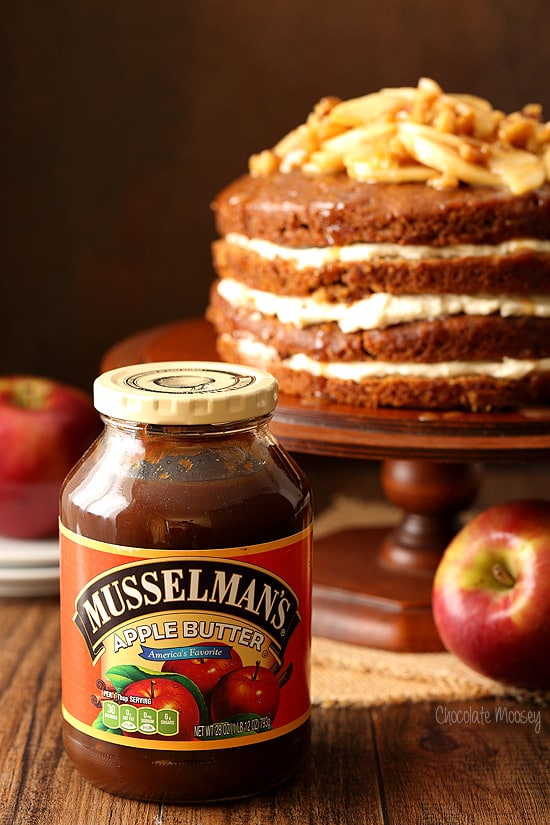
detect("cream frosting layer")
(226, 232), (550, 270)
(226, 334), (550, 381)
(216, 278), (550, 333)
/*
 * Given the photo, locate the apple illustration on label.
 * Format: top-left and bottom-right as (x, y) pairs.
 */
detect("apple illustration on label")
(210, 661), (280, 722)
(0, 376), (101, 539)
(432, 499), (550, 689)
(161, 646), (243, 699)
(121, 677), (201, 740)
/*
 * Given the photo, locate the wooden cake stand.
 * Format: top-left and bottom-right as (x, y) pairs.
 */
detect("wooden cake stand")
(103, 318), (550, 653)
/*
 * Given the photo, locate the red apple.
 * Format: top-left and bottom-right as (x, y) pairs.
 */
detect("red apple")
(210, 661), (280, 722)
(161, 645), (242, 699)
(0, 375), (101, 539)
(432, 499), (550, 689)
(121, 677), (200, 740)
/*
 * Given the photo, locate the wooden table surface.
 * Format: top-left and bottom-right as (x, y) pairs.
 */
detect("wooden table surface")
(2, 592), (549, 825)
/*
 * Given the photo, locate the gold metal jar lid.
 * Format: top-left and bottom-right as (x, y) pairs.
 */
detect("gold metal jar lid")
(93, 362), (278, 425)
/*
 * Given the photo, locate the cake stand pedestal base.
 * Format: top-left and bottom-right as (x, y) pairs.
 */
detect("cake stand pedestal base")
(312, 459), (481, 651)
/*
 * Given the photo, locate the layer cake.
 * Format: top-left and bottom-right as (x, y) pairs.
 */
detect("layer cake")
(207, 79), (550, 410)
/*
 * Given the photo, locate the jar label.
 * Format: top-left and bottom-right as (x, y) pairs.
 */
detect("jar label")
(59, 522), (312, 750)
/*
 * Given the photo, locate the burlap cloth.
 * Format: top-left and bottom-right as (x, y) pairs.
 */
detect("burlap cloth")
(310, 496), (550, 708)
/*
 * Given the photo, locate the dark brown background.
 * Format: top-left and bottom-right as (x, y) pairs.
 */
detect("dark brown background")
(3, 0), (549, 392)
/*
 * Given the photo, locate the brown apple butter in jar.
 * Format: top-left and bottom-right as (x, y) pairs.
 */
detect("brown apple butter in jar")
(59, 362), (312, 802)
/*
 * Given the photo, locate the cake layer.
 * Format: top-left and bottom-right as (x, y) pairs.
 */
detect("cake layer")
(212, 236), (550, 298)
(207, 292), (550, 363)
(213, 174), (550, 248)
(215, 333), (550, 412)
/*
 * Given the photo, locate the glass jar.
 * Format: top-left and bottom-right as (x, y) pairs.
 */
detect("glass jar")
(59, 362), (312, 802)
